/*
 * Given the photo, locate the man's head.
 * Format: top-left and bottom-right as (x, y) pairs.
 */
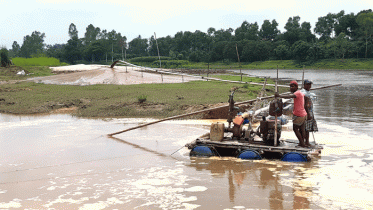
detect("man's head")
(290, 80), (298, 93)
(304, 79), (312, 91)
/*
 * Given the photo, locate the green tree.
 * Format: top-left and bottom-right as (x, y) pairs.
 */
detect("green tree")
(356, 11), (373, 58)
(210, 41), (229, 61)
(148, 35), (172, 57)
(68, 23), (78, 39)
(274, 44), (290, 60)
(334, 12), (358, 39)
(235, 21), (259, 41)
(173, 31), (193, 54)
(291, 40), (310, 63)
(128, 35), (148, 57)
(212, 28), (233, 42)
(241, 40), (257, 62)
(307, 41), (325, 61)
(283, 16), (314, 45)
(1, 48), (11, 67)
(119, 36), (127, 60)
(350, 41), (364, 58)
(240, 40), (271, 62)
(259, 19), (280, 40)
(20, 31), (45, 58)
(84, 24), (101, 46)
(84, 41), (105, 62)
(314, 13), (337, 40)
(334, 32), (351, 59)
(169, 50), (177, 60)
(11, 41), (21, 57)
(207, 27), (216, 37)
(190, 30), (210, 52)
(45, 44), (64, 61)
(300, 22), (316, 42)
(283, 16), (301, 45)
(223, 42), (237, 62)
(189, 50), (207, 62)
(64, 37), (82, 64)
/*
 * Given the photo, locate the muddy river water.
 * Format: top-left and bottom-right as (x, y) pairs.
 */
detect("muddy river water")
(1, 70), (373, 209)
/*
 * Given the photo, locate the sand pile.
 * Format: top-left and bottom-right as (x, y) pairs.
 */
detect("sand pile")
(28, 64), (202, 85)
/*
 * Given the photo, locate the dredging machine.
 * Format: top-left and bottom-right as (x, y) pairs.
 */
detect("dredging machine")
(186, 89), (323, 162)
(107, 61), (342, 162)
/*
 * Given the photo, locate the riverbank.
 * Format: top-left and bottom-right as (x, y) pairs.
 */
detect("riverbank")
(130, 58), (373, 70)
(0, 75), (272, 118)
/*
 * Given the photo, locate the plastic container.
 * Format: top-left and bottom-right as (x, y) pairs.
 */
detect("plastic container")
(210, 122), (225, 141)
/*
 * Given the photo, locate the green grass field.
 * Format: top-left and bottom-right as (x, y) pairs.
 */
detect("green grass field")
(12, 57), (67, 67)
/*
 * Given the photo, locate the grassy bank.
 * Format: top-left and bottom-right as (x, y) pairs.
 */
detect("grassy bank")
(244, 59), (373, 70)
(0, 66), (53, 81)
(0, 76), (274, 118)
(0, 57), (67, 81)
(130, 58), (373, 70)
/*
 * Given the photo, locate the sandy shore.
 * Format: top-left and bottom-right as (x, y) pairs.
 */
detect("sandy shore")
(28, 64), (203, 85)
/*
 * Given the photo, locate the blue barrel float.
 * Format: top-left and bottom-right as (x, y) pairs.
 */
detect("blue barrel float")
(190, 146), (215, 157)
(237, 150), (262, 160)
(281, 152), (308, 162)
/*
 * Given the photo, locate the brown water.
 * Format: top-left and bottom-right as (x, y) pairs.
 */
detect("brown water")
(1, 70), (373, 209)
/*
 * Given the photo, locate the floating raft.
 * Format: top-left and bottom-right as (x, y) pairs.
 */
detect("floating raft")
(186, 136), (323, 162)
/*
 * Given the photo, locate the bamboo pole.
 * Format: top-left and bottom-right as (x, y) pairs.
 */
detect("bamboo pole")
(154, 32), (162, 69)
(253, 77), (267, 111)
(107, 83), (341, 137)
(301, 67), (305, 89)
(112, 60), (289, 87)
(235, 44), (242, 81)
(274, 66), (278, 147)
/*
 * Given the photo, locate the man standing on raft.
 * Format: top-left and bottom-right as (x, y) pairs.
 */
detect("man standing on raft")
(301, 79), (318, 144)
(275, 81), (311, 147)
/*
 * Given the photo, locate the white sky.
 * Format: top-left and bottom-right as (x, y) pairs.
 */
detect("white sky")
(1, 0), (372, 49)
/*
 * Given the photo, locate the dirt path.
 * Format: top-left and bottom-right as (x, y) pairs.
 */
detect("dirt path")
(27, 64), (202, 85)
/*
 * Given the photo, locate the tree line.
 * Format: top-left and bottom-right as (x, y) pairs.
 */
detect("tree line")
(4, 9), (373, 65)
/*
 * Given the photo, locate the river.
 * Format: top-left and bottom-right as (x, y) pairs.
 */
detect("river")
(1, 69), (373, 209)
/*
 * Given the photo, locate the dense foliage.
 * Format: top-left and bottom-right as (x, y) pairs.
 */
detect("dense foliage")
(5, 9), (373, 65)
(1, 48), (11, 67)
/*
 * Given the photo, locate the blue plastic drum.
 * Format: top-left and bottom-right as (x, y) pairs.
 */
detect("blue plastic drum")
(237, 150), (262, 160)
(281, 152), (308, 162)
(190, 146), (215, 157)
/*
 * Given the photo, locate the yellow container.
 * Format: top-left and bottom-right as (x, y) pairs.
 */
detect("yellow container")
(210, 122), (225, 141)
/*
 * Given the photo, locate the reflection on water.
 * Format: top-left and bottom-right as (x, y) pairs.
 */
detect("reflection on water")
(187, 157), (320, 209)
(1, 69), (373, 209)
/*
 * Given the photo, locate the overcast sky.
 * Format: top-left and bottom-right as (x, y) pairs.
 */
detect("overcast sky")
(1, 0), (372, 49)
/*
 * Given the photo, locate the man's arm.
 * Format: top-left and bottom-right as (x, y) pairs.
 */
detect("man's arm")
(304, 95), (312, 120)
(275, 92), (296, 99)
